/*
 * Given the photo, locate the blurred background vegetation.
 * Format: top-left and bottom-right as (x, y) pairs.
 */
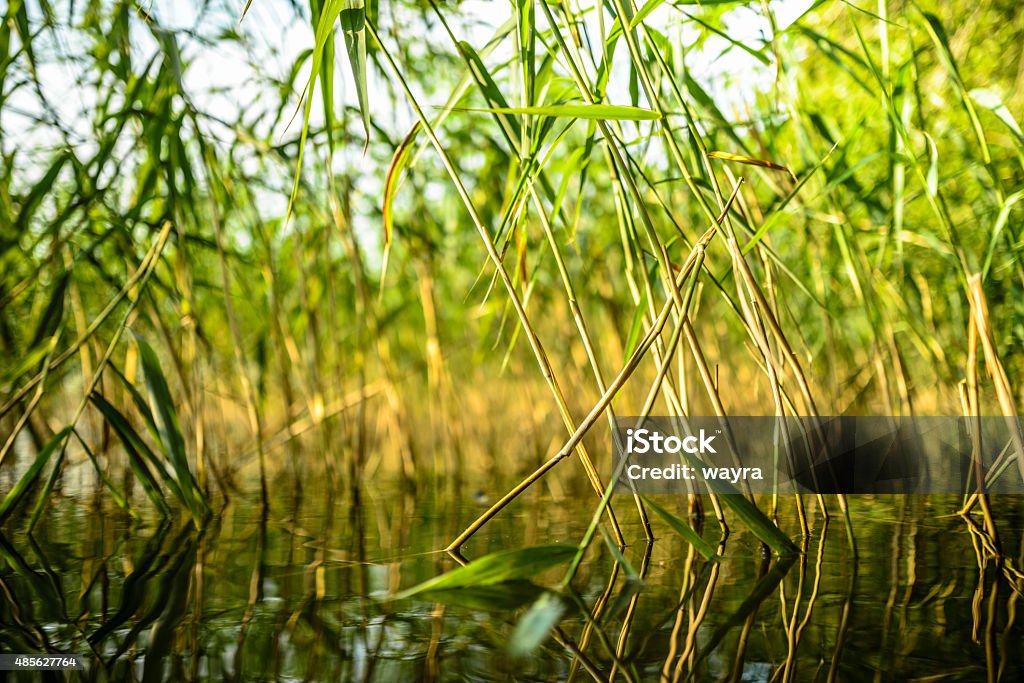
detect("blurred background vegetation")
(1, 0), (1023, 521)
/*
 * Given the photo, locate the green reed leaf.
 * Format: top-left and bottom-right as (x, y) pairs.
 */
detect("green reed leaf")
(509, 592), (566, 657)
(89, 392), (173, 516)
(471, 104), (661, 121)
(600, 525), (639, 579)
(15, 153), (68, 233)
(381, 119), (421, 292)
(0, 427), (70, 524)
(392, 545), (576, 599)
(415, 580), (545, 611)
(28, 270), (68, 350)
(969, 88), (1024, 145)
(743, 143), (837, 254)
(340, 1), (369, 148)
(134, 335), (208, 518)
(643, 496), (718, 560)
(683, 462), (799, 555)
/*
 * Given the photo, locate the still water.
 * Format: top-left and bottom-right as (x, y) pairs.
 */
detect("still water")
(1, 480), (1022, 681)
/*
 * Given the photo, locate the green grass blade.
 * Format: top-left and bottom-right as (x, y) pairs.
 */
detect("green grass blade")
(643, 496), (718, 560)
(0, 534), (67, 616)
(599, 525), (639, 579)
(665, 448), (798, 556)
(310, 0), (338, 154)
(392, 545), (576, 599)
(471, 104), (661, 121)
(629, 0), (751, 31)
(921, 12), (990, 164)
(287, 0), (344, 215)
(719, 490), (798, 554)
(682, 11), (771, 66)
(454, 40), (520, 145)
(629, 0), (667, 30)
(743, 143), (837, 254)
(707, 150), (794, 180)
(0, 427), (71, 524)
(89, 392), (173, 516)
(381, 120), (421, 293)
(28, 441), (68, 529)
(686, 458), (798, 554)
(28, 270), (68, 349)
(14, 152), (68, 233)
(982, 189), (1024, 280)
(413, 581), (545, 611)
(969, 88), (1024, 146)
(340, 0), (370, 148)
(133, 335), (208, 517)
(622, 286), (650, 361)
(515, 0), (536, 112)
(508, 592), (566, 657)
(72, 430), (137, 520)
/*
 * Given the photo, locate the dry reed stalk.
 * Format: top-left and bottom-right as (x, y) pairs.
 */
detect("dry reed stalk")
(447, 226), (720, 550)
(368, 19), (628, 544)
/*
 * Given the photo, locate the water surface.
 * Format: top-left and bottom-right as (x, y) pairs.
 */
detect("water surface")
(2, 481), (1023, 681)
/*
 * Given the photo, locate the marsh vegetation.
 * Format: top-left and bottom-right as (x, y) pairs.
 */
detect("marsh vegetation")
(1, 0), (1023, 679)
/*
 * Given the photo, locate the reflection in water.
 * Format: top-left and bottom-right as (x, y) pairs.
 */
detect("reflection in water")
(1, 486), (1023, 681)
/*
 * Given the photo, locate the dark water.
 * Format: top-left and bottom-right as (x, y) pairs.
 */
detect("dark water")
(2, 481), (1023, 681)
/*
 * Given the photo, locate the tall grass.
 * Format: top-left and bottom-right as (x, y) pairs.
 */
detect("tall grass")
(1, 0), (1022, 559)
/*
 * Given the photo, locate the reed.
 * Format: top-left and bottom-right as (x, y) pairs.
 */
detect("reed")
(1, 0), (1022, 636)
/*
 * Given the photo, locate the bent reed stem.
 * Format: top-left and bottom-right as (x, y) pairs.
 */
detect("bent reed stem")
(367, 19), (627, 544)
(448, 221), (724, 551)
